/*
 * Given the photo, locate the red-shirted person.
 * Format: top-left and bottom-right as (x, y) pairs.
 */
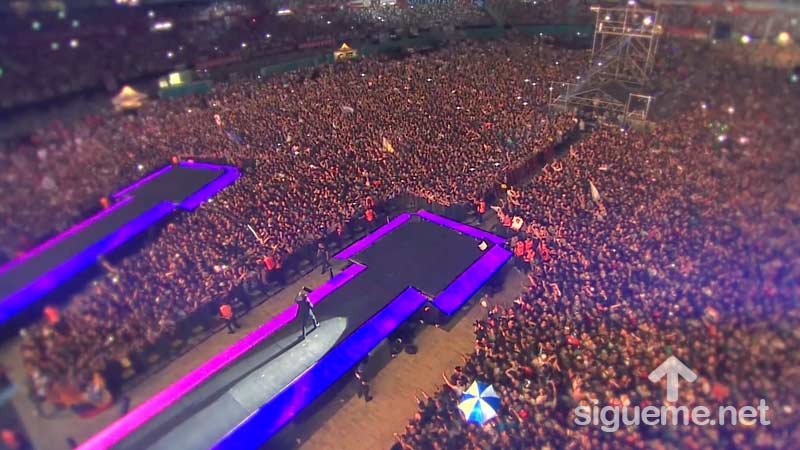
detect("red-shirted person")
(43, 306), (60, 325)
(43, 305), (69, 334)
(501, 213), (512, 228)
(538, 241), (551, 262)
(513, 240), (526, 272)
(477, 199), (486, 222)
(525, 236), (534, 251)
(263, 255), (276, 272)
(262, 254), (276, 285)
(0, 428), (24, 450)
(513, 240), (525, 257)
(523, 248), (535, 271)
(365, 208), (376, 229)
(219, 302), (241, 334)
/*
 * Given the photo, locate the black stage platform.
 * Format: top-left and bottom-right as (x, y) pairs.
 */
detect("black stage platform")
(111, 216), (489, 450)
(0, 162), (238, 326)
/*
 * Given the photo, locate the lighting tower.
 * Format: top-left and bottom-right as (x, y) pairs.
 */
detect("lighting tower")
(549, 3), (662, 123)
(591, 4), (661, 85)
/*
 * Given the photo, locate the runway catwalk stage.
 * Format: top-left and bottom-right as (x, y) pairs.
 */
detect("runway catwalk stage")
(79, 211), (511, 450)
(0, 162), (240, 326)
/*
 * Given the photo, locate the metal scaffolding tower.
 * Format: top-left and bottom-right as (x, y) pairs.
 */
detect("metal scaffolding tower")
(591, 5), (661, 85)
(549, 4), (661, 123)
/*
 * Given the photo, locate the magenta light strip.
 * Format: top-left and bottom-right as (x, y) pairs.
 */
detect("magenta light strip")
(416, 210), (506, 245)
(334, 213), (411, 260)
(77, 263), (367, 450)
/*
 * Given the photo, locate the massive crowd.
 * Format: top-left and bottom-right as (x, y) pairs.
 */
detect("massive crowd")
(4, 4), (799, 448)
(11, 37), (584, 403)
(349, 1), (494, 30)
(396, 41), (800, 449)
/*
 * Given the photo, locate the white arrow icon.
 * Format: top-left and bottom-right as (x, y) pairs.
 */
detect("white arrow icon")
(648, 356), (697, 402)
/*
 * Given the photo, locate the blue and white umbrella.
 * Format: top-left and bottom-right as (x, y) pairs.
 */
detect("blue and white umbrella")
(458, 381), (501, 425)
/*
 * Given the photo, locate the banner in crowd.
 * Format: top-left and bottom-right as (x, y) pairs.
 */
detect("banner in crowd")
(382, 137), (396, 153)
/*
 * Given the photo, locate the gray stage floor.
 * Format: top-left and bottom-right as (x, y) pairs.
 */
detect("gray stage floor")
(148, 317), (348, 450)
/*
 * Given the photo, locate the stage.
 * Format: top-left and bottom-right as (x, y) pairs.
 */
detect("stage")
(0, 162), (239, 326)
(79, 211), (510, 450)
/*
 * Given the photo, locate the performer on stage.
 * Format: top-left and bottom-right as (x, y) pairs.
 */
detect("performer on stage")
(295, 287), (319, 339)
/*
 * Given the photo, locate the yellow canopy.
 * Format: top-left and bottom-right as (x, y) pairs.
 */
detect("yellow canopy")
(334, 43), (358, 62)
(112, 85), (147, 111)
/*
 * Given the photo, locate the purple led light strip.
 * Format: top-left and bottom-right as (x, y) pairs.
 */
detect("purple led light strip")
(77, 263), (367, 450)
(433, 245), (512, 315)
(178, 164), (240, 211)
(214, 287), (428, 449)
(334, 213), (412, 260)
(416, 210), (506, 245)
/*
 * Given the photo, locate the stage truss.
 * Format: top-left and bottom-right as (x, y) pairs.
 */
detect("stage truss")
(549, 4), (661, 123)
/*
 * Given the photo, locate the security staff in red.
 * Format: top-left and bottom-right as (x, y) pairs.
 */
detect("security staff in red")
(219, 302), (240, 334)
(538, 240), (551, 262)
(524, 237), (534, 255)
(523, 248), (535, 272)
(475, 198), (486, 223)
(365, 208), (376, 230)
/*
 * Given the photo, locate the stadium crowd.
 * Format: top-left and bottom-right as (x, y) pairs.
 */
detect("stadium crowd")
(3, 2), (797, 446)
(10, 38), (584, 404)
(396, 42), (800, 449)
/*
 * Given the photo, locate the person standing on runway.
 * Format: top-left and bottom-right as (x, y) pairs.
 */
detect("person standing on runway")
(296, 287), (319, 339)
